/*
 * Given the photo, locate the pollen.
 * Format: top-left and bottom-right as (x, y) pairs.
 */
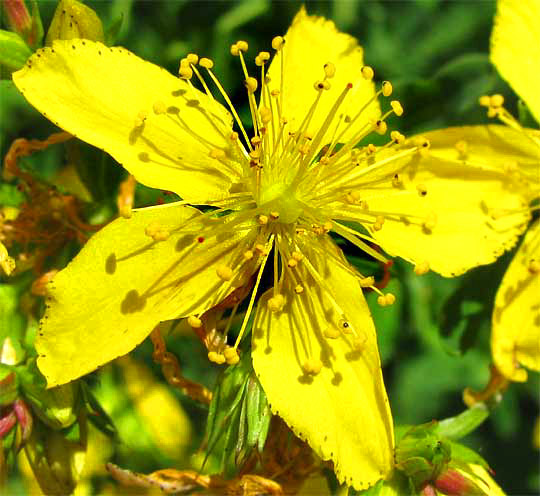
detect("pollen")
(382, 81), (393, 97)
(199, 57), (214, 69)
(243, 249), (254, 261)
(390, 100), (404, 116)
(255, 51), (270, 66)
(490, 94), (504, 107)
(186, 53), (199, 64)
(361, 65), (374, 80)
(267, 293), (285, 312)
(245, 76), (258, 93)
(414, 261), (430, 275)
(271, 36), (284, 50)
(216, 264), (233, 281)
(294, 284), (304, 294)
(257, 214), (269, 225)
(224, 347), (240, 365)
(187, 315), (203, 328)
(324, 62), (336, 78)
(208, 351), (226, 365)
(179, 65), (193, 79)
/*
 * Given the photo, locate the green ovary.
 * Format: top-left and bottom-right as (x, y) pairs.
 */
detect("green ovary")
(258, 182), (304, 224)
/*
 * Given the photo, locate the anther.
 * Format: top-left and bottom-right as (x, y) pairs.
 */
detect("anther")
(251, 136), (262, 147)
(260, 107), (272, 124)
(303, 359), (323, 375)
(375, 120), (387, 135)
(455, 140), (468, 156)
(187, 315), (203, 328)
(346, 190), (361, 204)
(366, 143), (377, 155)
(314, 80), (331, 91)
(287, 258), (297, 268)
(414, 261), (430, 275)
(382, 81), (393, 97)
(359, 276), (375, 287)
(416, 184), (428, 196)
(294, 284), (304, 294)
(490, 94), (504, 107)
(390, 100), (404, 116)
(255, 51), (270, 66)
(292, 251), (303, 261)
(324, 326), (341, 339)
(230, 131), (239, 141)
(478, 95), (491, 107)
(152, 101), (167, 115)
(230, 43), (239, 56)
(243, 250), (254, 261)
(267, 293), (285, 313)
(385, 293), (396, 305)
(216, 264), (233, 281)
(391, 130), (405, 144)
(361, 66), (374, 80)
(236, 40), (248, 52)
(423, 212), (437, 232)
(208, 351), (226, 364)
(255, 243), (267, 255)
(257, 214), (269, 225)
(339, 319), (353, 334)
(392, 173), (402, 188)
(209, 148), (226, 159)
(324, 62), (336, 78)
(186, 53), (199, 64)
(528, 259), (540, 274)
(134, 110), (148, 127)
(245, 77), (258, 93)
(179, 66), (193, 79)
(223, 347), (240, 365)
(373, 215), (385, 231)
(271, 36), (284, 50)
(269, 211), (280, 220)
(199, 57), (214, 69)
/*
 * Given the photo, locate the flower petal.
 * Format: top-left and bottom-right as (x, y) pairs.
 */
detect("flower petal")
(266, 7), (380, 152)
(37, 202), (255, 387)
(347, 125), (537, 276)
(252, 236), (393, 490)
(492, 219), (540, 382)
(491, 0), (540, 124)
(13, 40), (241, 203)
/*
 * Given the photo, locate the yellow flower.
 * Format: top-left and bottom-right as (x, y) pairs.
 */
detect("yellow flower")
(485, 0), (540, 382)
(11, 7), (534, 489)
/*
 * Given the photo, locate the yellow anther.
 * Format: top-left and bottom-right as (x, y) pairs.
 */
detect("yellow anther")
(287, 258), (298, 268)
(338, 319), (353, 334)
(375, 120), (387, 135)
(271, 89), (280, 97)
(199, 57), (214, 69)
(314, 80), (331, 91)
(257, 214), (269, 225)
(361, 65), (374, 80)
(294, 284), (304, 294)
(323, 62), (336, 78)
(245, 76), (258, 93)
(134, 110), (148, 127)
(377, 295), (387, 306)
(230, 131), (239, 141)
(373, 215), (385, 231)
(243, 250), (254, 261)
(528, 259), (540, 274)
(230, 43), (239, 56)
(298, 143), (310, 155)
(391, 130), (405, 144)
(366, 143), (377, 155)
(303, 359), (322, 375)
(268, 294), (285, 312)
(352, 335), (367, 351)
(152, 101), (167, 115)
(209, 148), (226, 159)
(179, 66), (193, 79)
(292, 251), (303, 262)
(346, 190), (361, 204)
(324, 326), (341, 339)
(152, 229), (170, 242)
(260, 106), (272, 124)
(224, 347), (240, 365)
(455, 140), (468, 155)
(186, 53), (199, 64)
(382, 81), (393, 97)
(384, 293), (396, 306)
(251, 136), (262, 147)
(255, 51), (270, 66)
(414, 261), (430, 275)
(187, 315), (203, 329)
(269, 211), (280, 220)
(391, 100), (404, 116)
(423, 212), (437, 231)
(271, 36), (284, 50)
(236, 40), (249, 52)
(416, 183), (428, 196)
(216, 264), (233, 281)
(179, 58), (190, 68)
(360, 200), (369, 210)
(490, 94), (504, 107)
(359, 276), (375, 288)
(208, 351), (226, 364)
(145, 221), (160, 237)
(255, 243), (267, 255)
(479, 95), (491, 107)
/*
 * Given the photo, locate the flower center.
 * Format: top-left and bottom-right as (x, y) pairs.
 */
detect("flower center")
(258, 182), (304, 224)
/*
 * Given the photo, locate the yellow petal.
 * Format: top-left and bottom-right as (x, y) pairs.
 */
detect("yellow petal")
(37, 202), (255, 387)
(266, 7), (380, 152)
(491, 0), (540, 123)
(252, 236), (393, 490)
(0, 241), (15, 276)
(460, 463), (506, 496)
(13, 40), (241, 203)
(492, 219), (540, 382)
(351, 125), (537, 276)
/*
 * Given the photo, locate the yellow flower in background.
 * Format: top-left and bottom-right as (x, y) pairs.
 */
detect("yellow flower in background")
(12, 7), (535, 489)
(0, 240), (16, 275)
(485, 0), (540, 382)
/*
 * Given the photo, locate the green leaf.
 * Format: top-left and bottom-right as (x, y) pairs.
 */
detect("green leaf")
(0, 29), (31, 73)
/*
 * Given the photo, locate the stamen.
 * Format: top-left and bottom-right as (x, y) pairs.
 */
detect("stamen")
(361, 66), (374, 80)
(216, 264), (233, 281)
(208, 351), (226, 364)
(187, 315), (203, 328)
(381, 81), (393, 97)
(223, 346), (240, 365)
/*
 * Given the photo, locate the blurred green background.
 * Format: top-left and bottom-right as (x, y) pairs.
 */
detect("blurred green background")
(1, 0), (538, 494)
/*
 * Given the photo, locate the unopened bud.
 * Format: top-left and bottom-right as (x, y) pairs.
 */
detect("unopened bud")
(45, 0), (104, 45)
